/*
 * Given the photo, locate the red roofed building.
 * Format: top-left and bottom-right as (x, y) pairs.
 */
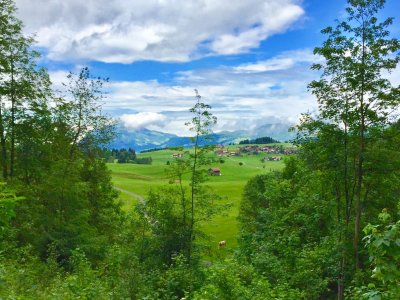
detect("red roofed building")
(208, 167), (221, 176)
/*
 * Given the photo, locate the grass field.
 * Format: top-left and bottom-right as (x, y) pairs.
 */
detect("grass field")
(108, 144), (287, 251)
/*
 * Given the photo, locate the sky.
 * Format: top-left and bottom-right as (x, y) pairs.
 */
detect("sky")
(14, 0), (400, 136)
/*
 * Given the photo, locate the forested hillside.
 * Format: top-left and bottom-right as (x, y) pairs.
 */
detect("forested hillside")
(1, 0), (399, 299)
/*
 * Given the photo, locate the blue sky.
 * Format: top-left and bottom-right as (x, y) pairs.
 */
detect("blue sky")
(15, 0), (400, 135)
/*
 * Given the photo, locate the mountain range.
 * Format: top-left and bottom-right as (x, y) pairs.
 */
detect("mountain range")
(108, 123), (295, 152)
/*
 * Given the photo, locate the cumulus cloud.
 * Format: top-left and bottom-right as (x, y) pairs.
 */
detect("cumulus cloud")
(46, 49), (400, 136)
(120, 112), (167, 130)
(85, 49), (319, 135)
(15, 0), (304, 63)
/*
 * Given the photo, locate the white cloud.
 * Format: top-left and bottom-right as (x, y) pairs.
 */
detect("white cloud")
(88, 49), (319, 135)
(120, 112), (167, 130)
(383, 64), (400, 86)
(15, 0), (304, 63)
(46, 49), (400, 136)
(234, 49), (322, 73)
(48, 70), (69, 90)
(210, 3), (303, 55)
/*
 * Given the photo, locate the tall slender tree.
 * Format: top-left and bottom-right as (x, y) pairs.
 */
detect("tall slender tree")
(185, 89), (217, 261)
(0, 0), (51, 179)
(303, 0), (400, 297)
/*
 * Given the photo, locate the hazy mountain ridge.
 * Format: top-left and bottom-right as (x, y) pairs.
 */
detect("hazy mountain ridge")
(108, 123), (295, 152)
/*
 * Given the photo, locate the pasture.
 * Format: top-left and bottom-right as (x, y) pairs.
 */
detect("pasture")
(108, 144), (287, 251)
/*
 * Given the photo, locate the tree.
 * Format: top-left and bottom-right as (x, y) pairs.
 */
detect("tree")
(238, 159), (338, 299)
(61, 67), (113, 160)
(185, 89), (218, 261)
(0, 0), (51, 179)
(300, 0), (400, 297)
(8, 67), (121, 267)
(138, 90), (225, 264)
(362, 207), (400, 298)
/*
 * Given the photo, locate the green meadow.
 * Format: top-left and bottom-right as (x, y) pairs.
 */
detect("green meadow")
(108, 144), (287, 250)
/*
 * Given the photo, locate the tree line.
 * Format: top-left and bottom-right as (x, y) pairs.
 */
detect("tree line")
(101, 148), (153, 164)
(239, 136), (280, 145)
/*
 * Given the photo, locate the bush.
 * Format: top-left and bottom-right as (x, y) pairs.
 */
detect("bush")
(134, 157), (153, 165)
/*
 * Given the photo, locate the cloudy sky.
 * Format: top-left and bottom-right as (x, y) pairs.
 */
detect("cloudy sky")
(15, 0), (400, 135)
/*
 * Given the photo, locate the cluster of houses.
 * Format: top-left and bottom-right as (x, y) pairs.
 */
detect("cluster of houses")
(214, 145), (240, 157)
(239, 145), (296, 154)
(214, 145), (297, 157)
(215, 149), (241, 157)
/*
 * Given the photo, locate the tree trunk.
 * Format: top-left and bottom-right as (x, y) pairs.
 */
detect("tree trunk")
(188, 133), (198, 262)
(354, 15), (367, 270)
(0, 100), (7, 179)
(10, 57), (15, 178)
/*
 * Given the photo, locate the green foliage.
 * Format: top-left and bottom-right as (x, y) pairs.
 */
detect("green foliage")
(0, 183), (19, 233)
(0, 247), (111, 299)
(134, 255), (201, 299)
(134, 156), (153, 164)
(239, 136), (280, 145)
(349, 207), (400, 299)
(295, 0), (400, 297)
(239, 158), (341, 298)
(115, 148), (136, 163)
(193, 259), (304, 300)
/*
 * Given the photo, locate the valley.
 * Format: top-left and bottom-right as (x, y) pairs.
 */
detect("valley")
(109, 144), (288, 249)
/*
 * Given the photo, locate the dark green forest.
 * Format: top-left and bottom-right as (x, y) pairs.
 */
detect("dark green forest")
(239, 136), (280, 145)
(1, 0), (399, 299)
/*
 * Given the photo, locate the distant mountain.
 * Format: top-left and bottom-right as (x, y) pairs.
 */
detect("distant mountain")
(250, 123), (296, 142)
(108, 123), (295, 152)
(107, 127), (176, 150)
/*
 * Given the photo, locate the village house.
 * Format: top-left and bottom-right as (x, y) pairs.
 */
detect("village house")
(264, 156), (282, 161)
(229, 151), (241, 156)
(172, 153), (183, 158)
(283, 148), (297, 154)
(215, 149), (229, 156)
(208, 167), (221, 176)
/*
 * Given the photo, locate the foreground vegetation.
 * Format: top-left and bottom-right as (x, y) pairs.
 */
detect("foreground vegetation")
(1, 0), (400, 299)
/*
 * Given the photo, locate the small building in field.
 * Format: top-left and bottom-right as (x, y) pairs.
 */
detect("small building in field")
(215, 149), (230, 156)
(208, 167), (221, 176)
(229, 151), (240, 156)
(264, 156), (282, 161)
(172, 153), (183, 158)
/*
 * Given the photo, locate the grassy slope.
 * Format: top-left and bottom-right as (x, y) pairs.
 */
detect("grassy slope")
(108, 144), (286, 250)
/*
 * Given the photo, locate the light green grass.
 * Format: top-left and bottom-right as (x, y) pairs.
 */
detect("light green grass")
(108, 145), (287, 250)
